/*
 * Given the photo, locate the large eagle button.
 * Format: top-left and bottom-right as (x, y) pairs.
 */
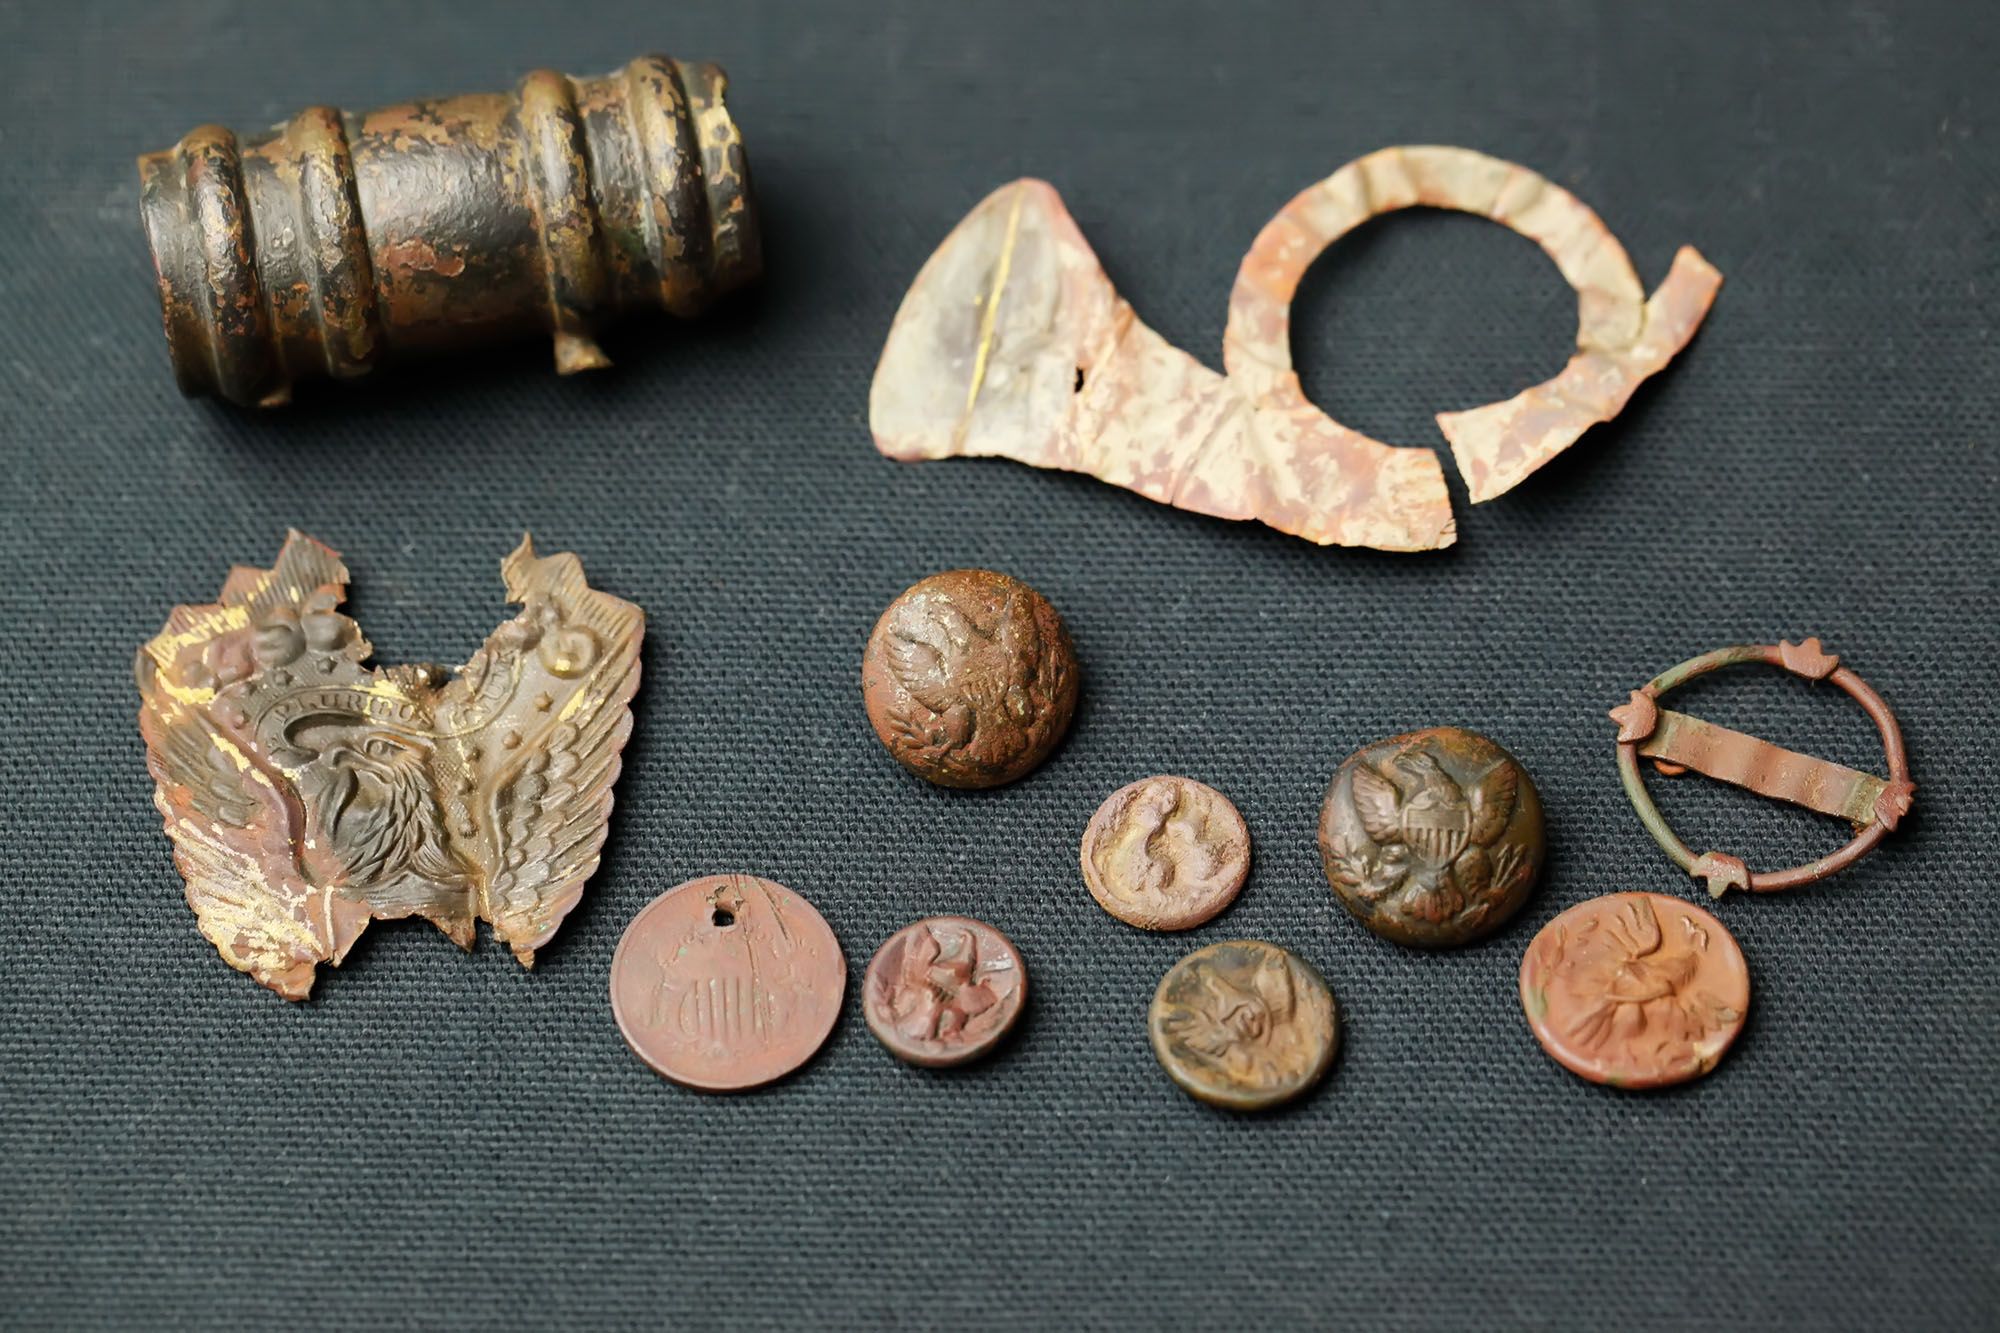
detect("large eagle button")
(1318, 727), (1546, 948)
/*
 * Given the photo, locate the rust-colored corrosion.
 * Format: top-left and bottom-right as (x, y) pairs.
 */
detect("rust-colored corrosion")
(871, 147), (1720, 550)
(610, 875), (846, 1091)
(1609, 639), (1915, 896)
(1080, 776), (1251, 931)
(134, 532), (643, 998)
(137, 54), (761, 407)
(862, 916), (1027, 1069)
(1520, 892), (1750, 1090)
(861, 569), (1081, 789)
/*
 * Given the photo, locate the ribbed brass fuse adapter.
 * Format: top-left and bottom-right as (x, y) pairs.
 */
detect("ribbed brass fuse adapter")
(137, 54), (761, 407)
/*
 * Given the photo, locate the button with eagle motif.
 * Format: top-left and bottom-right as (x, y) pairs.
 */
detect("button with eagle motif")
(1148, 940), (1339, 1111)
(862, 916), (1027, 1067)
(861, 569), (1081, 789)
(1081, 776), (1251, 930)
(1317, 727), (1544, 948)
(1520, 892), (1750, 1089)
(609, 875), (846, 1092)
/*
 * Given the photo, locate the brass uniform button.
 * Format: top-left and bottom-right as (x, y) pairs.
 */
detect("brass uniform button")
(861, 569), (1080, 789)
(1318, 726), (1544, 948)
(1080, 776), (1250, 930)
(1520, 892), (1750, 1090)
(862, 916), (1027, 1068)
(1148, 940), (1339, 1111)
(609, 875), (846, 1092)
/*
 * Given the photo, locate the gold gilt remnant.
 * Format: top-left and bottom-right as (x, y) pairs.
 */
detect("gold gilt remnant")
(134, 531), (643, 999)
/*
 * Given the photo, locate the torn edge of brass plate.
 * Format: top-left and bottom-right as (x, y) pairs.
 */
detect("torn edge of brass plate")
(870, 145), (1722, 551)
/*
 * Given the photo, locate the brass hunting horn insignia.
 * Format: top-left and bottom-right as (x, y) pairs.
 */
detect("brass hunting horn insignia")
(873, 146), (1722, 551)
(135, 532), (643, 999)
(1609, 639), (1914, 896)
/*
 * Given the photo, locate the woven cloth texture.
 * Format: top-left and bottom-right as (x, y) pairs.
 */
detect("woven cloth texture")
(2, 1), (1995, 1328)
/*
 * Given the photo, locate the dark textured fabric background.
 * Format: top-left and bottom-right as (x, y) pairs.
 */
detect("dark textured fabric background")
(2, 1), (1995, 1327)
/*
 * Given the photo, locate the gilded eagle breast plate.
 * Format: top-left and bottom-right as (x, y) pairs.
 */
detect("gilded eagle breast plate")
(134, 531), (643, 999)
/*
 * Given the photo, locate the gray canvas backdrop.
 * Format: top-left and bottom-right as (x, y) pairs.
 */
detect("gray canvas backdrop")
(1, 1), (1995, 1327)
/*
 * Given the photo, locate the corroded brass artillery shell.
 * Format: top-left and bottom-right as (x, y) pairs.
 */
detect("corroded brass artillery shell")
(137, 54), (761, 407)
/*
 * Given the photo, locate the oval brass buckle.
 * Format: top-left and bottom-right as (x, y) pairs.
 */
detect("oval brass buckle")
(1609, 639), (1915, 896)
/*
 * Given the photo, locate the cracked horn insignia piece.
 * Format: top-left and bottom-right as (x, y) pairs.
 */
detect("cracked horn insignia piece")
(870, 146), (1721, 551)
(1610, 639), (1915, 896)
(134, 531), (643, 999)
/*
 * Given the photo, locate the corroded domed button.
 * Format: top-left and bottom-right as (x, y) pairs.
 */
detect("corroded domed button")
(862, 916), (1027, 1067)
(1081, 776), (1250, 930)
(1148, 940), (1339, 1111)
(862, 569), (1080, 789)
(609, 875), (846, 1092)
(1520, 892), (1750, 1090)
(1317, 727), (1544, 947)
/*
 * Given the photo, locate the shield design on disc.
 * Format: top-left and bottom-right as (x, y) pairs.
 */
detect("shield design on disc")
(1403, 804), (1469, 866)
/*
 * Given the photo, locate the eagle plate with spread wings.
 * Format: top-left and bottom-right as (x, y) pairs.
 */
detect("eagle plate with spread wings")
(134, 532), (643, 999)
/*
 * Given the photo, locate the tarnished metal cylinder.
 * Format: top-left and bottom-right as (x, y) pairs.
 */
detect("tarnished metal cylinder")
(137, 54), (761, 407)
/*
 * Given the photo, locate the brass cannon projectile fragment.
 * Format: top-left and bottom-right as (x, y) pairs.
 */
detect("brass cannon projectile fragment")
(137, 54), (761, 407)
(135, 532), (643, 999)
(872, 146), (1721, 550)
